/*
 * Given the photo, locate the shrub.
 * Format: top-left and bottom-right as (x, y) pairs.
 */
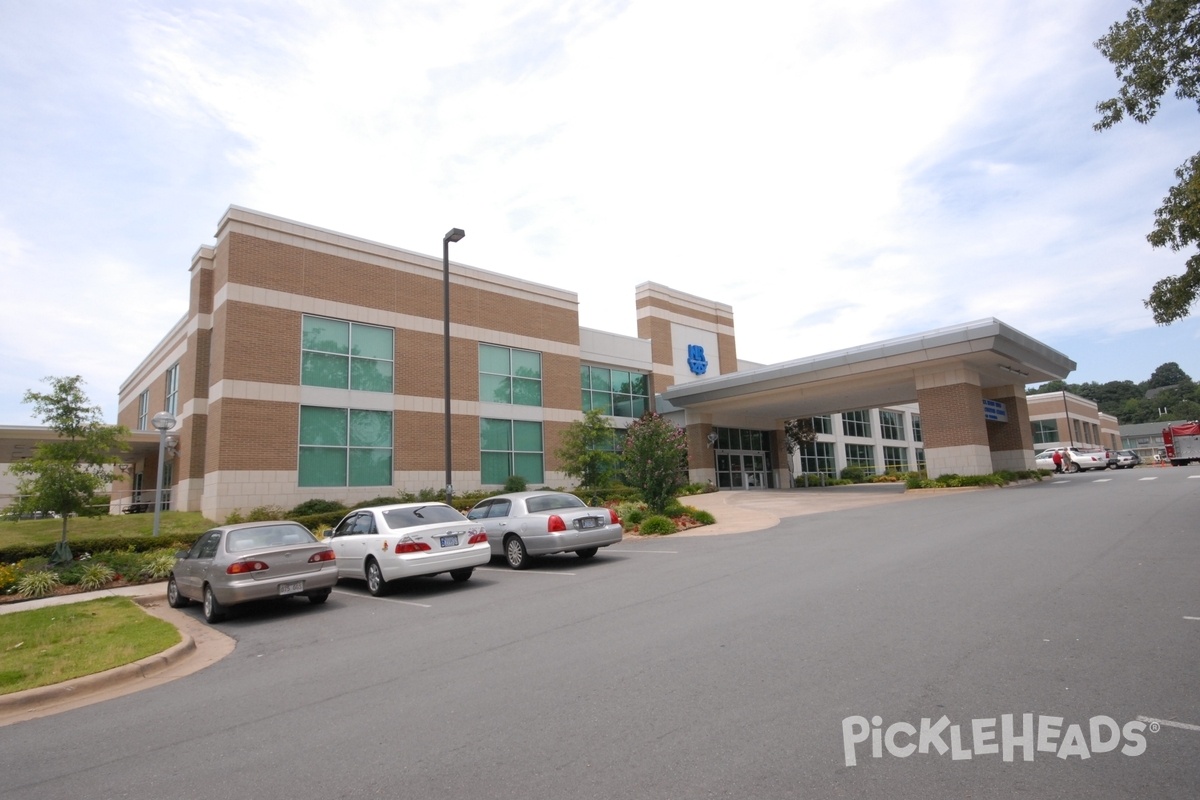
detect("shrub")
(290, 499), (347, 516)
(0, 563), (18, 594)
(638, 515), (677, 536)
(140, 550), (179, 581)
(687, 508), (716, 525)
(622, 412), (688, 513)
(840, 465), (867, 483)
(224, 509), (245, 524)
(503, 474), (528, 493)
(79, 562), (116, 591)
(17, 569), (62, 598)
(246, 505), (287, 522)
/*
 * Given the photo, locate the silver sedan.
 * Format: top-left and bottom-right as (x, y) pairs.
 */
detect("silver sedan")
(168, 521), (338, 623)
(466, 491), (624, 569)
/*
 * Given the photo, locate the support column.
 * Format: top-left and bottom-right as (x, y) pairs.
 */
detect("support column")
(916, 369), (991, 476)
(984, 385), (1036, 472)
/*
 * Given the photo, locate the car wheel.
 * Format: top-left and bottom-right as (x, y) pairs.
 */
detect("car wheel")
(203, 584), (226, 623)
(1068, 462), (1080, 473)
(365, 558), (389, 596)
(450, 568), (473, 582)
(505, 535), (531, 570)
(575, 547), (598, 559)
(167, 575), (189, 608)
(308, 589), (331, 604)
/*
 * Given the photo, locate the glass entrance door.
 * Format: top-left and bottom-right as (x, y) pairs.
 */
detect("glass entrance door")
(716, 451), (769, 489)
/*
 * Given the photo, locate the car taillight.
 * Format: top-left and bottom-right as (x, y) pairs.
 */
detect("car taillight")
(547, 515), (567, 533)
(608, 508), (621, 525)
(395, 538), (432, 554)
(308, 549), (335, 563)
(468, 530), (488, 545)
(227, 560), (269, 574)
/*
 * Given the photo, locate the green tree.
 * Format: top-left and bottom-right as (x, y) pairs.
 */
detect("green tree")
(1095, 1), (1200, 323)
(6, 376), (129, 562)
(622, 412), (688, 514)
(555, 408), (618, 489)
(1147, 360), (1192, 386)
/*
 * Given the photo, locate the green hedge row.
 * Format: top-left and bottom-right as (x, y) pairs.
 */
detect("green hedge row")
(0, 531), (207, 564)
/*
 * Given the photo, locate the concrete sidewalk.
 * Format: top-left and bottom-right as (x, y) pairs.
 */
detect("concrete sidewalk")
(676, 484), (915, 536)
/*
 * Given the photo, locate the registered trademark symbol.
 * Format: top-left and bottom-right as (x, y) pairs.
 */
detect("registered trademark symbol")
(1148, 721), (1161, 734)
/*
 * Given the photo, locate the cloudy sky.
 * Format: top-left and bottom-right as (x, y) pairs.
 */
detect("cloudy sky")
(2, 0), (1198, 424)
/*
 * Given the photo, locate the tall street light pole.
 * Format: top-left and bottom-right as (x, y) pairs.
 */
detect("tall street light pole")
(150, 411), (176, 536)
(443, 228), (465, 506)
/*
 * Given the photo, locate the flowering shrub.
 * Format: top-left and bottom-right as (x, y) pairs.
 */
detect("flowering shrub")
(0, 563), (19, 594)
(622, 413), (689, 514)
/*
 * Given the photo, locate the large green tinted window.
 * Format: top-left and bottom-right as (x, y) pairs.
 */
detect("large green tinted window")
(480, 345), (542, 406)
(302, 316), (394, 392)
(581, 365), (649, 418)
(299, 406), (392, 487)
(480, 418), (543, 484)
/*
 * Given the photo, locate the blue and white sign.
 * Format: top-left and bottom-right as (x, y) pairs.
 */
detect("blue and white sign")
(983, 398), (1008, 422)
(687, 344), (708, 375)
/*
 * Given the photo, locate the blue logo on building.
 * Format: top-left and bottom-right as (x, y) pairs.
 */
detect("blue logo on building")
(687, 344), (708, 375)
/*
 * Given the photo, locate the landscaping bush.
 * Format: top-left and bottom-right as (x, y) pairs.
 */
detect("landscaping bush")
(638, 515), (677, 535)
(289, 499), (347, 516)
(687, 508), (716, 525)
(503, 474), (528, 493)
(16, 569), (61, 598)
(839, 465), (867, 483)
(79, 563), (115, 591)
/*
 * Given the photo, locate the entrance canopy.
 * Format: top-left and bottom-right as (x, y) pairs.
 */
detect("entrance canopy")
(659, 318), (1075, 429)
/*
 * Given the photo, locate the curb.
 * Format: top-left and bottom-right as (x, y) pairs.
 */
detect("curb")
(0, 595), (196, 716)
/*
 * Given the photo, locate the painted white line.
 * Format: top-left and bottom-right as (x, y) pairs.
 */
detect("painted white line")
(608, 548), (678, 554)
(331, 588), (432, 608)
(1137, 715), (1200, 733)
(1184, 616), (1200, 621)
(1190, 475), (1200, 479)
(1138, 476), (1158, 481)
(1092, 478), (1112, 483)
(476, 567), (577, 577)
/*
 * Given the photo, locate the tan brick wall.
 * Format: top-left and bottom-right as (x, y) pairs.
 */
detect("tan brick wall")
(717, 332), (737, 376)
(915, 383), (989, 448)
(542, 352), (581, 410)
(222, 302), (301, 384)
(985, 393), (1034, 453)
(210, 398), (299, 472)
(395, 409), (480, 473)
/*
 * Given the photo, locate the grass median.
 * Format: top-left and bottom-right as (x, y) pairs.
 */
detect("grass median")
(0, 597), (181, 695)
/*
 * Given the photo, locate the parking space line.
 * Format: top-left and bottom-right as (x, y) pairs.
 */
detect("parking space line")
(1092, 478), (1112, 482)
(476, 567), (577, 577)
(1190, 475), (1200, 479)
(1138, 476), (1158, 481)
(608, 548), (678, 554)
(1137, 715), (1200, 733)
(1184, 616), (1200, 621)
(331, 588), (431, 608)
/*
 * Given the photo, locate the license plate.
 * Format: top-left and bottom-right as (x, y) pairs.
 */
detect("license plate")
(579, 517), (597, 529)
(278, 581), (304, 595)
(439, 534), (458, 548)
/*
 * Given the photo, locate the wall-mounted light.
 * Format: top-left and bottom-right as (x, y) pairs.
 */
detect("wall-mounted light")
(707, 432), (719, 448)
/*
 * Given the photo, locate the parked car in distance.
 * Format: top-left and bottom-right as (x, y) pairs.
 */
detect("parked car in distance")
(1113, 450), (1142, 469)
(168, 521), (338, 623)
(323, 503), (490, 595)
(1106, 450), (1118, 469)
(466, 491), (623, 569)
(1033, 447), (1109, 473)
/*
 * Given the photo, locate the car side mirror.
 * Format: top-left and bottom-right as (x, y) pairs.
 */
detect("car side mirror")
(321, 529), (334, 539)
(174, 549), (188, 559)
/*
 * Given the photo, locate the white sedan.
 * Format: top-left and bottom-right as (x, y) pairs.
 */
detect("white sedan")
(324, 503), (491, 595)
(1034, 447), (1108, 473)
(466, 491), (624, 569)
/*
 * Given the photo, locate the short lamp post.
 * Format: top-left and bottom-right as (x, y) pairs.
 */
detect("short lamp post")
(151, 411), (177, 536)
(443, 227), (465, 506)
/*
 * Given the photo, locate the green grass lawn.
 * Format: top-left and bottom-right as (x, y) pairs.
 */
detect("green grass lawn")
(0, 512), (215, 551)
(0, 597), (181, 694)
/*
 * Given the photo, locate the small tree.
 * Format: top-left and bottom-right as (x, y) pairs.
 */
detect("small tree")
(783, 418), (819, 484)
(6, 376), (129, 562)
(556, 408), (618, 490)
(622, 412), (688, 513)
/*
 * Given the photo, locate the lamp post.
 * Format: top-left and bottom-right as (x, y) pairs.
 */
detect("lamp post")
(443, 227), (465, 505)
(151, 411), (176, 536)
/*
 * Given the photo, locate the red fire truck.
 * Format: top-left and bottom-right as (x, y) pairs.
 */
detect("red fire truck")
(1162, 421), (1200, 466)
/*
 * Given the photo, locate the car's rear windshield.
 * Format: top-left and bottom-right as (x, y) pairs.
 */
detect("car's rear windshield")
(526, 494), (587, 513)
(382, 505), (466, 529)
(226, 525), (317, 552)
